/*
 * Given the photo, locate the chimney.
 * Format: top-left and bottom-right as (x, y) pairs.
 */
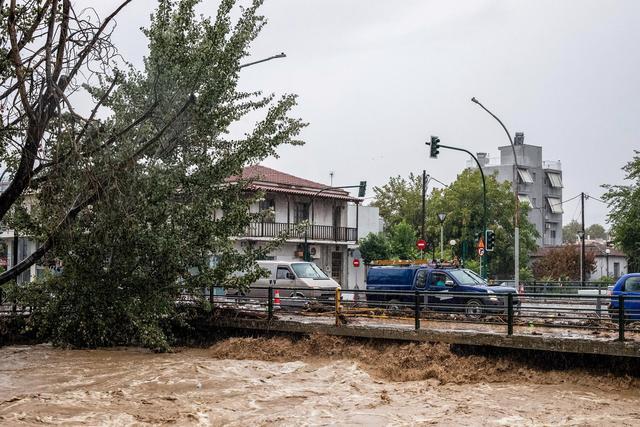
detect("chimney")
(514, 132), (525, 145)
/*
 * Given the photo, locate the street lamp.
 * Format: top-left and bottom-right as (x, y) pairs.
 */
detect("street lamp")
(438, 213), (447, 260)
(449, 239), (457, 260)
(239, 52), (286, 69)
(605, 248), (611, 278)
(471, 96), (521, 288)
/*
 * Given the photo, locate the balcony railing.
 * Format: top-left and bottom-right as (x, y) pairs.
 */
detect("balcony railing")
(242, 222), (357, 242)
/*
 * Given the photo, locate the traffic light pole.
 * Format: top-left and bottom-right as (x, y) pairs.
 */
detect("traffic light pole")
(426, 141), (488, 278)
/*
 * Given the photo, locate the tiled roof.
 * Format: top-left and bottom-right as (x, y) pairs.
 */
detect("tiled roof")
(230, 165), (359, 201)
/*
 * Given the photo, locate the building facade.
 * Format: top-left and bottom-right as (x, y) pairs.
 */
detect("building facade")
(473, 140), (563, 246)
(231, 165), (365, 288)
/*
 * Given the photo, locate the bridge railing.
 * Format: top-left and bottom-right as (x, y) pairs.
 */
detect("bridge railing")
(207, 286), (640, 341)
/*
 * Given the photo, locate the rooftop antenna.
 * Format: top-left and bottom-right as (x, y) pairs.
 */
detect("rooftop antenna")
(329, 171), (334, 186)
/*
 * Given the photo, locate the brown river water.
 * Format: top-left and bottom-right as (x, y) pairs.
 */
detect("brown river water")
(0, 335), (639, 426)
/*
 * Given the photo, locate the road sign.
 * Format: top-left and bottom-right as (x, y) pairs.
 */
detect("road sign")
(416, 239), (427, 251)
(478, 238), (485, 249)
(478, 247), (485, 256)
(353, 258), (361, 268)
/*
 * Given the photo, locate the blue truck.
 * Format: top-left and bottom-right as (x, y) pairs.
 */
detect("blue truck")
(365, 265), (520, 317)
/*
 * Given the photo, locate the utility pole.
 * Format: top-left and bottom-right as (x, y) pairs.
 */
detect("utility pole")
(421, 170), (427, 241)
(581, 192), (586, 286)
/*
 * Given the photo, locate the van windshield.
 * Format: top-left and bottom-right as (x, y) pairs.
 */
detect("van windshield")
(291, 263), (330, 280)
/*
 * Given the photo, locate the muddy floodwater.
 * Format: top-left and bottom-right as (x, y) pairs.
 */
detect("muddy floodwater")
(1, 336), (639, 426)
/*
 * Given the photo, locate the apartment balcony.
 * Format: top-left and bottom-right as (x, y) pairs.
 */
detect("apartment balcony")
(241, 222), (357, 242)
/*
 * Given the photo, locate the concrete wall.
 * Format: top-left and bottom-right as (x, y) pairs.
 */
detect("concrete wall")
(591, 255), (628, 280)
(347, 204), (383, 240)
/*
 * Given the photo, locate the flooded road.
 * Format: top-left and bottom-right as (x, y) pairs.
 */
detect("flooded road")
(1, 337), (639, 426)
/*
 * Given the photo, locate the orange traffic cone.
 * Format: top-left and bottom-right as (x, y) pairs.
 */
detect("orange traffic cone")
(274, 289), (281, 307)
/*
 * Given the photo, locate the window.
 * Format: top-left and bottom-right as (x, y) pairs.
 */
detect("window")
(614, 262), (620, 278)
(294, 202), (309, 223)
(415, 270), (427, 289)
(532, 172), (536, 181)
(259, 198), (275, 222)
(429, 272), (452, 287)
(291, 262), (329, 279)
(623, 277), (640, 292)
(546, 197), (563, 214)
(517, 169), (534, 184)
(532, 197), (537, 207)
(518, 194), (532, 206)
(276, 266), (291, 280)
(550, 230), (556, 239)
(546, 172), (563, 188)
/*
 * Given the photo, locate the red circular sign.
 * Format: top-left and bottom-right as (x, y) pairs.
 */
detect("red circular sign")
(416, 239), (427, 250)
(353, 258), (361, 268)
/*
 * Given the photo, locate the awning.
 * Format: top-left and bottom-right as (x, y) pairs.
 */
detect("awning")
(517, 169), (534, 184)
(546, 197), (563, 214)
(547, 172), (563, 188)
(518, 194), (532, 206)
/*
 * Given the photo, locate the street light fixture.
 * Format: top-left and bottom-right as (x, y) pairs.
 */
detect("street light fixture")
(605, 248), (611, 278)
(471, 96), (521, 288)
(438, 213), (447, 260)
(239, 52), (286, 69)
(449, 239), (457, 260)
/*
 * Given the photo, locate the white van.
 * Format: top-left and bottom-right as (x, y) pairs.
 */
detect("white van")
(228, 260), (341, 303)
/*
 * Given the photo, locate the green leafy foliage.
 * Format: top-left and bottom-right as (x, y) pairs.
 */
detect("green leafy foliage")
(12, 0), (305, 350)
(562, 220), (582, 244)
(358, 233), (391, 264)
(372, 169), (538, 277)
(602, 151), (640, 272)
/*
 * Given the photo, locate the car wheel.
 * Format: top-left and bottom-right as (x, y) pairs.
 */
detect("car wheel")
(465, 299), (484, 319)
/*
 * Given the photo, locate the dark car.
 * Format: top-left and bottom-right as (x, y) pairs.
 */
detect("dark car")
(365, 265), (520, 317)
(608, 273), (640, 321)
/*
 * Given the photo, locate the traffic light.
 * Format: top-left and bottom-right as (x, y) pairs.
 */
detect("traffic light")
(429, 136), (440, 158)
(485, 230), (496, 252)
(358, 181), (367, 198)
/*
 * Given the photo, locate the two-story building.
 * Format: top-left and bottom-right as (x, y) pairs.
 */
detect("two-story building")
(231, 165), (362, 287)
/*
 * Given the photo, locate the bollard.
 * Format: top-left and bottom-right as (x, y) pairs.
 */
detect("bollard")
(335, 287), (341, 326)
(618, 295), (625, 341)
(414, 291), (421, 330)
(268, 287), (274, 321)
(507, 293), (514, 336)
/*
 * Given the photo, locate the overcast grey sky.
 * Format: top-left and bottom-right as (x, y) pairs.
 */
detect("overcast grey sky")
(93, 0), (640, 227)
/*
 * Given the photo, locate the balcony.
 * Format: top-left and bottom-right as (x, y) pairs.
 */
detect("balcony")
(242, 222), (357, 242)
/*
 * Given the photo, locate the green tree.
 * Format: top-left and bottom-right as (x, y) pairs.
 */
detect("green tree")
(603, 151), (640, 271)
(388, 220), (418, 260)
(562, 220), (582, 244)
(11, 0), (305, 350)
(358, 233), (391, 264)
(586, 224), (607, 240)
(423, 169), (538, 277)
(372, 173), (424, 231)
